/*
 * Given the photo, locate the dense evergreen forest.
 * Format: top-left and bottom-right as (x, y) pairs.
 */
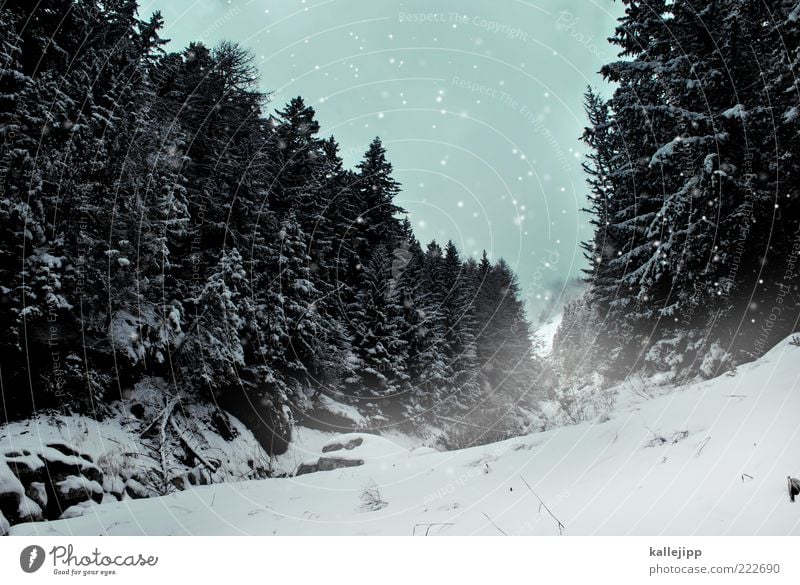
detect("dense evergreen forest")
(0, 0), (546, 453)
(555, 0), (800, 384)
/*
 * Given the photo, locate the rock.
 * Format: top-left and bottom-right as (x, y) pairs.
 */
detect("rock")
(46, 442), (81, 458)
(0, 489), (43, 524)
(318, 457), (364, 471)
(60, 500), (99, 520)
(26, 482), (48, 510)
(0, 469), (25, 523)
(55, 476), (103, 511)
(5, 455), (45, 486)
(129, 402), (146, 419)
(210, 410), (237, 441)
(16, 496), (44, 523)
(78, 462), (102, 484)
(322, 437), (364, 453)
(294, 461), (320, 476)
(103, 476), (125, 501)
(37, 447), (102, 485)
(196, 469), (210, 486)
(124, 478), (149, 500)
(0, 490), (21, 523)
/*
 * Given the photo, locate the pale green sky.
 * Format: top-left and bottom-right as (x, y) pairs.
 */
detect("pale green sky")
(139, 0), (623, 322)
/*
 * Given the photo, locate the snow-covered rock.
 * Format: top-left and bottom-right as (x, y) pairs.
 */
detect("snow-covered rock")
(0, 382), (273, 529)
(56, 475), (104, 509)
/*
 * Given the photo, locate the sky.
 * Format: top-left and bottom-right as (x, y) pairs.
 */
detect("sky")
(138, 0), (624, 323)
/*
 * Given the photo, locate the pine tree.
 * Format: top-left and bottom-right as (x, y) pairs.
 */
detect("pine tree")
(436, 241), (480, 416)
(354, 138), (405, 256)
(345, 245), (409, 406)
(186, 247), (253, 391)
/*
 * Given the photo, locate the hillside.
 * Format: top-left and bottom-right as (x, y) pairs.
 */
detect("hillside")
(9, 336), (800, 536)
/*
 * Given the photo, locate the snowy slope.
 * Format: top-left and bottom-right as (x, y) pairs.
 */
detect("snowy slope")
(534, 313), (562, 355)
(10, 336), (800, 536)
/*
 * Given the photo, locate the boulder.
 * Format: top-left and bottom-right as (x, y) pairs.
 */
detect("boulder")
(45, 442), (82, 458)
(0, 488), (43, 524)
(0, 467), (25, 523)
(37, 447), (102, 485)
(60, 500), (100, 520)
(129, 402), (146, 420)
(322, 437), (364, 453)
(54, 476), (103, 512)
(16, 496), (44, 523)
(77, 461), (102, 484)
(26, 482), (48, 510)
(318, 457), (364, 472)
(124, 478), (149, 500)
(294, 461), (320, 476)
(103, 476), (125, 501)
(0, 489), (20, 523)
(6, 454), (45, 486)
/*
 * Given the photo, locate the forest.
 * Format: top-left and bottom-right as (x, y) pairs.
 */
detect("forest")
(0, 0), (545, 454)
(554, 0), (800, 389)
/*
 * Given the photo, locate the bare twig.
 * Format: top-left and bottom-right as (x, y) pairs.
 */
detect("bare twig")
(695, 436), (711, 457)
(741, 473), (753, 482)
(412, 522), (454, 536)
(520, 475), (565, 535)
(481, 512), (508, 536)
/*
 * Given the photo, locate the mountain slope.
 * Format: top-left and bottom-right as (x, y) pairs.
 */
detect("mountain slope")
(11, 337), (800, 536)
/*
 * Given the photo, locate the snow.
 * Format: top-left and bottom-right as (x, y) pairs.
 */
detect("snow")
(649, 134), (726, 166)
(61, 500), (103, 520)
(10, 336), (800, 535)
(721, 104), (747, 120)
(534, 313), (562, 355)
(57, 475), (103, 496)
(17, 497), (42, 520)
(316, 394), (366, 425)
(272, 426), (334, 475)
(0, 459), (25, 498)
(0, 511), (9, 536)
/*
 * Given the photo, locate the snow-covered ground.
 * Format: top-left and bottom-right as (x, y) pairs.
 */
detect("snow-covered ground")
(9, 336), (800, 536)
